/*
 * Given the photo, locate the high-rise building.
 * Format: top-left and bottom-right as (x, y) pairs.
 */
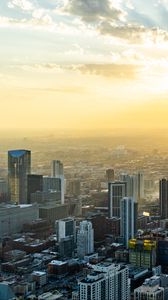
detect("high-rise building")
(159, 178), (168, 219)
(134, 277), (164, 300)
(68, 180), (81, 197)
(137, 172), (144, 201)
(27, 174), (43, 204)
(43, 176), (61, 192)
(52, 160), (64, 177)
(120, 173), (138, 202)
(79, 263), (129, 300)
(120, 197), (137, 248)
(56, 218), (76, 258)
(129, 239), (156, 269)
(56, 217), (76, 242)
(51, 160), (64, 204)
(106, 169), (115, 182)
(8, 150), (31, 204)
(108, 181), (127, 218)
(77, 221), (94, 258)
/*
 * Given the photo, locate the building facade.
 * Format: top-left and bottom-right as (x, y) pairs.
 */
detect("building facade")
(108, 181), (127, 218)
(8, 149), (31, 204)
(79, 263), (129, 300)
(159, 178), (168, 219)
(77, 221), (94, 258)
(51, 160), (64, 204)
(120, 197), (137, 248)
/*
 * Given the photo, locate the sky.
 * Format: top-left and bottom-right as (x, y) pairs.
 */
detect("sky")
(0, 0), (168, 131)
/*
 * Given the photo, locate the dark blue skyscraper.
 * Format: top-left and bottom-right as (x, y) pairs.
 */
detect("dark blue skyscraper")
(8, 150), (31, 204)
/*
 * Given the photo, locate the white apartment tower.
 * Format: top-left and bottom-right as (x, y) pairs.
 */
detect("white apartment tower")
(79, 263), (130, 300)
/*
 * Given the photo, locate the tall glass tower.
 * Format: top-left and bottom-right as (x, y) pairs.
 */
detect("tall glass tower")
(8, 150), (31, 204)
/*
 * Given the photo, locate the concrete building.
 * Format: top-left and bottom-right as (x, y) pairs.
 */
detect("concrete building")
(106, 169), (115, 182)
(27, 174), (43, 204)
(129, 239), (156, 269)
(77, 221), (94, 258)
(134, 277), (164, 300)
(68, 180), (81, 197)
(120, 173), (138, 202)
(79, 263), (129, 300)
(31, 271), (47, 287)
(120, 197), (137, 248)
(159, 178), (168, 219)
(0, 179), (8, 202)
(0, 204), (39, 238)
(39, 203), (69, 224)
(31, 190), (61, 204)
(137, 172), (144, 202)
(56, 217), (76, 242)
(56, 218), (76, 258)
(8, 149), (31, 204)
(108, 181), (127, 218)
(51, 160), (64, 204)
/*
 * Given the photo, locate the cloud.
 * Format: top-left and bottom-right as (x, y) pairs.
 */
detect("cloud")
(99, 22), (168, 43)
(8, 0), (34, 11)
(19, 63), (138, 79)
(64, 0), (125, 22)
(78, 63), (138, 79)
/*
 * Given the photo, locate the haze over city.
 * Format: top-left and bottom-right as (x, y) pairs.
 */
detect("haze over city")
(0, 0), (168, 131)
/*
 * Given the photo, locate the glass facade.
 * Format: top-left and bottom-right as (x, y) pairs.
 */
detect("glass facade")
(8, 149), (31, 204)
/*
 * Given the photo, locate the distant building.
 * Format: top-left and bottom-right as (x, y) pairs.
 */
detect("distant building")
(31, 190), (61, 204)
(120, 197), (137, 248)
(77, 221), (94, 258)
(27, 174), (43, 204)
(137, 172), (144, 201)
(51, 160), (64, 204)
(106, 169), (115, 182)
(108, 181), (127, 218)
(68, 180), (81, 197)
(56, 218), (76, 258)
(56, 217), (76, 242)
(120, 174), (138, 202)
(0, 179), (8, 203)
(39, 203), (69, 224)
(134, 277), (164, 300)
(0, 204), (39, 238)
(43, 176), (61, 193)
(159, 178), (168, 219)
(8, 149), (31, 204)
(79, 263), (129, 300)
(31, 271), (47, 287)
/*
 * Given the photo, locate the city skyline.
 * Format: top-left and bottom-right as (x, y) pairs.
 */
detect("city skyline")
(0, 0), (168, 131)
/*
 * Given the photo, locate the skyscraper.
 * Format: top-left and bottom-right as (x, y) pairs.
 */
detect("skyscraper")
(56, 217), (76, 242)
(8, 150), (31, 204)
(120, 197), (137, 248)
(77, 220), (94, 258)
(137, 172), (144, 201)
(159, 178), (168, 219)
(120, 173), (138, 202)
(27, 174), (43, 204)
(51, 160), (64, 204)
(108, 181), (127, 218)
